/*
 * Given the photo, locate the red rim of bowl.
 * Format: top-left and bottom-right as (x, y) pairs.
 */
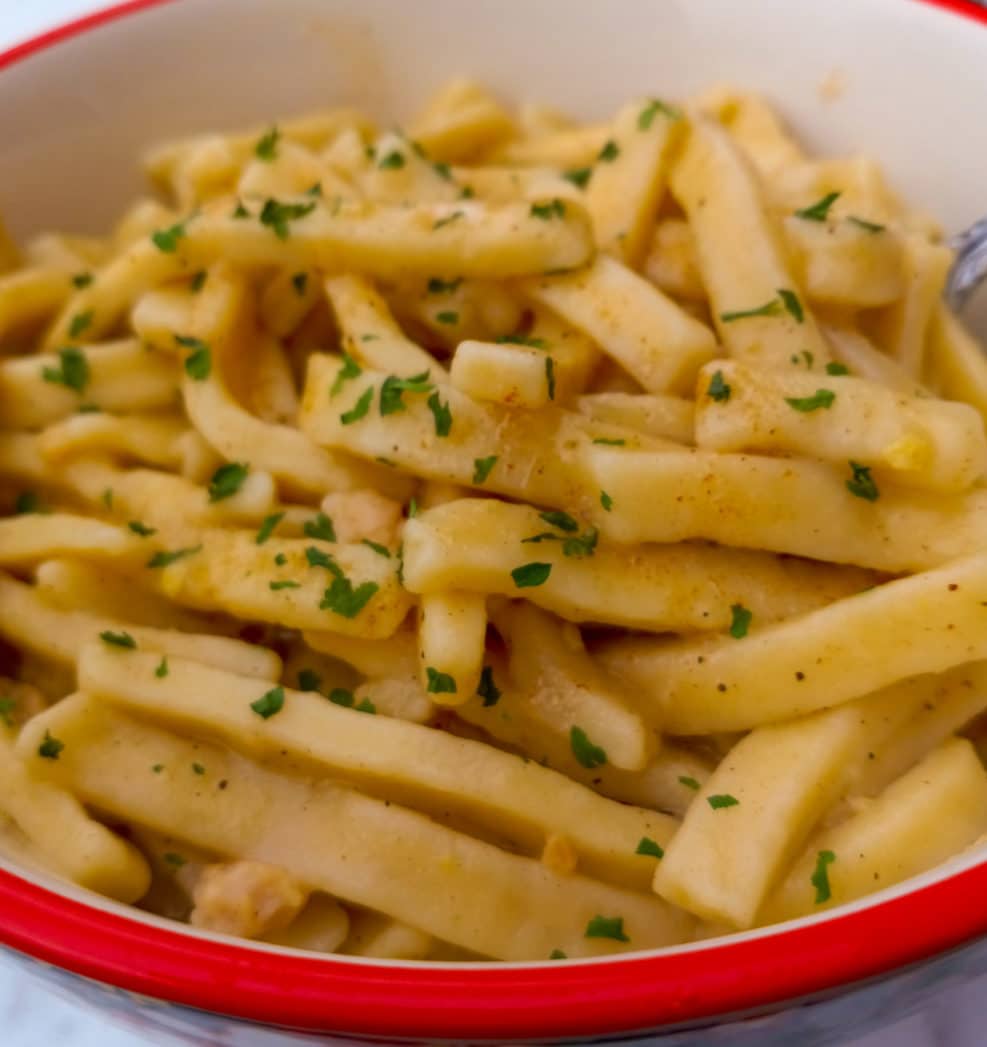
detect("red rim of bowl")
(1, 0), (986, 1038)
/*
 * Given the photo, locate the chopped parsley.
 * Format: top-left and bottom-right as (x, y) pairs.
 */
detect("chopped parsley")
(794, 191), (841, 222)
(433, 211), (464, 231)
(848, 216), (885, 234)
(497, 334), (547, 349)
(435, 310), (458, 325)
(427, 393), (454, 439)
(147, 545), (201, 568)
(511, 562), (552, 588)
(570, 726), (607, 768)
(340, 387), (373, 424)
(811, 849), (836, 904)
(297, 669), (322, 692)
(291, 272), (308, 295)
(192, 762), (205, 775)
(305, 181), (323, 197)
(472, 455), (498, 484)
(530, 199), (566, 220)
(600, 490), (613, 512)
(255, 512), (285, 545)
(549, 949), (567, 960)
(100, 630), (136, 649)
(426, 667), (457, 695)
(545, 356), (556, 400)
(306, 546), (335, 569)
(254, 126), (280, 160)
(377, 149), (406, 170)
(176, 334), (211, 380)
(259, 198), (316, 239)
(151, 764), (164, 773)
(592, 438), (625, 446)
(584, 915), (628, 942)
(707, 370), (731, 402)
(361, 539), (390, 558)
(540, 510), (579, 532)
(563, 167), (592, 189)
(778, 289), (805, 324)
(163, 852), (187, 868)
(635, 837), (665, 859)
(315, 556), (379, 618)
(846, 460), (879, 501)
(786, 388), (836, 412)
(101, 488), (114, 511)
(328, 687), (354, 708)
(0, 697), (16, 728)
(269, 580), (301, 590)
(729, 604), (752, 639)
(356, 698), (376, 714)
(151, 221), (186, 253)
(207, 462), (249, 502)
(303, 512), (336, 542)
(330, 353), (362, 397)
(708, 794), (740, 810)
(562, 528), (598, 559)
(14, 491), (42, 515)
(427, 277), (462, 294)
(42, 347), (89, 392)
(598, 140), (620, 163)
(189, 270), (207, 293)
(380, 371), (433, 415)
(250, 685), (285, 719)
(678, 776), (700, 791)
(720, 299), (783, 323)
(274, 552), (288, 566)
(825, 362), (850, 376)
(407, 498), (419, 518)
(38, 731), (64, 760)
(638, 98), (681, 129)
(155, 656), (169, 679)
(232, 200), (250, 219)
(477, 665), (501, 707)
(68, 310), (93, 338)
(72, 272), (93, 289)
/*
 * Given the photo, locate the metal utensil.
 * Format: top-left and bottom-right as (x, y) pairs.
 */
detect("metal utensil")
(946, 216), (987, 313)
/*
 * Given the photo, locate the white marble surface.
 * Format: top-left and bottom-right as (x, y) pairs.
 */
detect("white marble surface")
(1, 1), (986, 1044)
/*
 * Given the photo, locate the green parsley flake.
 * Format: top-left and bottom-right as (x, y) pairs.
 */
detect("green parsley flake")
(38, 730), (64, 760)
(433, 161), (453, 180)
(540, 510), (579, 532)
(163, 852), (187, 868)
(362, 539), (390, 558)
(811, 849), (837, 903)
(328, 688), (354, 708)
(147, 545), (201, 568)
(330, 353), (362, 397)
(545, 356), (556, 400)
(598, 140), (620, 163)
(274, 552), (288, 566)
(584, 915), (629, 942)
(477, 665), (501, 707)
(42, 347), (89, 392)
(14, 491), (42, 515)
(826, 362), (850, 376)
(720, 299), (783, 323)
(563, 528), (599, 559)
(101, 488), (114, 510)
(778, 288), (805, 324)
(708, 793), (740, 810)
(151, 764), (164, 773)
(794, 191), (842, 222)
(251, 685), (285, 719)
(846, 460), (879, 501)
(312, 554), (379, 618)
(303, 512), (336, 542)
(151, 221), (186, 252)
(407, 497), (420, 519)
(635, 837), (665, 859)
(175, 335), (211, 380)
(511, 562), (552, 588)
(0, 697), (16, 728)
(496, 334), (547, 348)
(433, 211), (464, 230)
(232, 201), (250, 219)
(292, 272), (308, 295)
(472, 455), (498, 484)
(269, 580), (301, 590)
(189, 270), (207, 293)
(678, 775), (701, 791)
(72, 272), (93, 289)
(155, 657), (169, 679)
(298, 669), (322, 692)
(255, 126), (280, 161)
(100, 630), (136, 649)
(563, 167), (592, 189)
(638, 98), (681, 129)
(306, 546), (335, 569)
(192, 763), (205, 775)
(127, 520), (156, 537)
(207, 462), (249, 502)
(570, 726), (607, 769)
(306, 182), (323, 197)
(549, 949), (567, 960)
(378, 150), (406, 170)
(68, 310), (93, 338)
(848, 216), (885, 234)
(255, 512), (285, 545)
(426, 667), (457, 695)
(786, 388), (836, 412)
(259, 198), (316, 239)
(435, 310), (459, 325)
(530, 199), (566, 220)
(707, 370), (731, 402)
(593, 437), (625, 446)
(600, 490), (613, 512)
(380, 371), (434, 415)
(427, 392), (453, 436)
(729, 604), (752, 639)
(427, 277), (462, 294)
(340, 387), (374, 424)
(356, 698), (376, 714)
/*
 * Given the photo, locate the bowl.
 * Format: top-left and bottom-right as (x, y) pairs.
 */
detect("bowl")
(1, 0), (987, 1043)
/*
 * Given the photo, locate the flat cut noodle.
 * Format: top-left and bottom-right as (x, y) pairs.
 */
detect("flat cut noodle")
(20, 697), (692, 960)
(0, 514), (147, 567)
(79, 644), (674, 890)
(38, 414), (187, 469)
(0, 571), (279, 680)
(402, 498), (876, 632)
(582, 443), (987, 572)
(598, 551), (987, 734)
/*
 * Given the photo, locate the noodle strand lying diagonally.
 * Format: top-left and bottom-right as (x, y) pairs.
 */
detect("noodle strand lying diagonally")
(1, 80), (987, 960)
